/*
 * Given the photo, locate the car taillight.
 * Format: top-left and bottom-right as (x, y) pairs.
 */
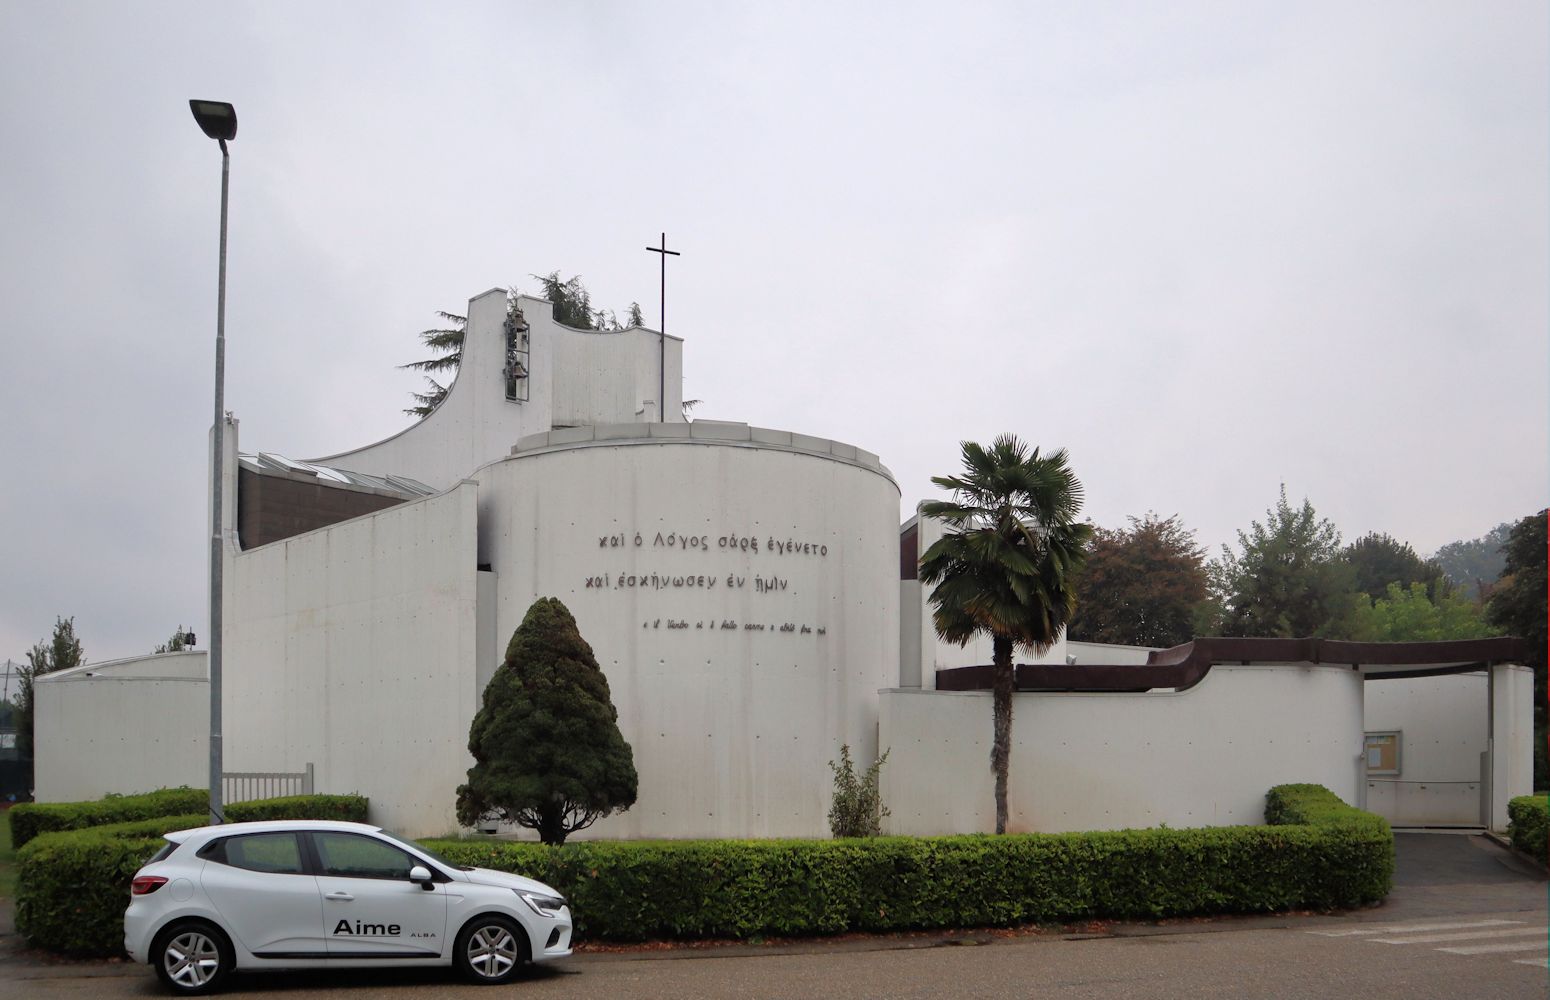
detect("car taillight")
(131, 876), (168, 895)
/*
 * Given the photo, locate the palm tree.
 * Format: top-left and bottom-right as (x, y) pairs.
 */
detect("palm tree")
(918, 435), (1091, 834)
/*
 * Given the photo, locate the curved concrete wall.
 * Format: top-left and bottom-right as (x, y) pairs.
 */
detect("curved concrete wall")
(880, 664), (1365, 835)
(477, 425), (901, 839)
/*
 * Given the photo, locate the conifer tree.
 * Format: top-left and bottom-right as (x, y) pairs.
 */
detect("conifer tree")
(456, 598), (637, 844)
(14, 616), (84, 789)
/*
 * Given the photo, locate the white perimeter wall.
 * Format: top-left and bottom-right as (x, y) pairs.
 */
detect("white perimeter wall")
(34, 652), (208, 802)
(223, 483), (480, 836)
(1491, 664), (1535, 829)
(1362, 672), (1486, 825)
(476, 425), (900, 839)
(880, 664), (1364, 835)
(1360, 666), (1534, 830)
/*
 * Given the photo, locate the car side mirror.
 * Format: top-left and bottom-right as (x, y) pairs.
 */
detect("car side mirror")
(409, 865), (434, 890)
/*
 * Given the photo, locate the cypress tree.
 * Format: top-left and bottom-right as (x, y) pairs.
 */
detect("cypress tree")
(456, 598), (638, 844)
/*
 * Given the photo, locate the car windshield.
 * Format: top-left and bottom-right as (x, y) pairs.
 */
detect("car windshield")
(377, 830), (474, 872)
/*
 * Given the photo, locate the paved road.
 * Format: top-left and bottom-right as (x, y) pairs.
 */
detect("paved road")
(3, 833), (1544, 999)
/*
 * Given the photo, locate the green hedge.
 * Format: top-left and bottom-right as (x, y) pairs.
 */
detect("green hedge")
(16, 794), (368, 956)
(1507, 795), (1548, 861)
(227, 795), (367, 824)
(7, 788), (208, 849)
(420, 784), (1393, 942)
(7, 790), (367, 850)
(20, 784), (1389, 955)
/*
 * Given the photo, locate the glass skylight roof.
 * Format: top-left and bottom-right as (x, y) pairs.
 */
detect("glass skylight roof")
(237, 453), (437, 498)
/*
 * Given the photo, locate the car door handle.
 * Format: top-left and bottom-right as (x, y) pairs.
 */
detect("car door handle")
(324, 892), (355, 901)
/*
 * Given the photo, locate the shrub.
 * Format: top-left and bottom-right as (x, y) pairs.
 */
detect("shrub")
(7, 787), (208, 848)
(827, 744), (889, 837)
(16, 794), (368, 956)
(420, 783), (1392, 942)
(15, 832), (164, 956)
(1507, 795), (1548, 861)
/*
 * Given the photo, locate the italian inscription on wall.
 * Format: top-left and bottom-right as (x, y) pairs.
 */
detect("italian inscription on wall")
(586, 527), (830, 637)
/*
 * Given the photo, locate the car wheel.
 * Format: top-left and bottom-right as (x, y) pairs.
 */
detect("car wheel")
(152, 921), (233, 995)
(454, 915), (527, 985)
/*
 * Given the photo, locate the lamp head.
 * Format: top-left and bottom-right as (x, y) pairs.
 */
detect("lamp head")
(189, 100), (237, 141)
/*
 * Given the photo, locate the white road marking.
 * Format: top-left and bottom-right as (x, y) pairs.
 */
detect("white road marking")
(1514, 958), (1550, 968)
(1369, 927), (1549, 945)
(1309, 919), (1521, 937)
(1437, 940), (1549, 956)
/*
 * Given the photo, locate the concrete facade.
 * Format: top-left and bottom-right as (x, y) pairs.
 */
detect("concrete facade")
(30, 284), (1536, 842)
(223, 483), (481, 836)
(212, 425), (899, 838)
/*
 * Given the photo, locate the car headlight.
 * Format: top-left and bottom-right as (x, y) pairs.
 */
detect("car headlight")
(517, 890), (567, 917)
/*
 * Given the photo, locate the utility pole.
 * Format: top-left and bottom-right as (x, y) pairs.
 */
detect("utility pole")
(190, 99), (238, 825)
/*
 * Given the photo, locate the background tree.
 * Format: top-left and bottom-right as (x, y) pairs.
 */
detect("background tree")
(1484, 510), (1547, 788)
(919, 436), (1091, 834)
(1343, 532), (1451, 602)
(13, 616), (84, 791)
(456, 597), (638, 844)
(153, 625), (192, 654)
(1432, 521), (1514, 600)
(1067, 513), (1206, 648)
(401, 274), (646, 418)
(1347, 582), (1492, 642)
(1209, 486), (1357, 638)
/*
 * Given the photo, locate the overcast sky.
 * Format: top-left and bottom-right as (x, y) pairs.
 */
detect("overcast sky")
(2, 1), (1545, 663)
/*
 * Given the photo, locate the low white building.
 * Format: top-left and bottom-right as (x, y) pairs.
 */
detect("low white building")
(34, 651), (208, 801)
(34, 286), (1537, 837)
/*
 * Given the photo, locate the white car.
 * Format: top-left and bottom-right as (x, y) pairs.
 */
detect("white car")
(124, 819), (571, 995)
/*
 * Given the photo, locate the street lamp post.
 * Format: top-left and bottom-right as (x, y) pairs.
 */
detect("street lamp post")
(190, 99), (237, 826)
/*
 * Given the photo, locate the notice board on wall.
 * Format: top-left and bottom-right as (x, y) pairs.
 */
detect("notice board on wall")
(1364, 731), (1400, 776)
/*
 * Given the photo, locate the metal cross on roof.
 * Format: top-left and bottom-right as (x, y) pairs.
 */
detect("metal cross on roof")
(646, 233), (681, 423)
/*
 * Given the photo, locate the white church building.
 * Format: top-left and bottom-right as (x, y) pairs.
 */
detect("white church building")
(36, 288), (1536, 838)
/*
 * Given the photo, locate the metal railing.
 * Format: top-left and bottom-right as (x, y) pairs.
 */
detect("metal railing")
(223, 762), (314, 804)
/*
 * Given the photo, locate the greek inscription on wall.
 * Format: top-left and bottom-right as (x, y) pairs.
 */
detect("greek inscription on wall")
(583, 573), (790, 592)
(598, 528), (828, 558)
(588, 523), (830, 636)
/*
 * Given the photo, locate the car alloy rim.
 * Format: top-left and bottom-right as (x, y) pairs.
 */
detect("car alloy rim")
(467, 925), (518, 978)
(165, 931), (221, 987)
